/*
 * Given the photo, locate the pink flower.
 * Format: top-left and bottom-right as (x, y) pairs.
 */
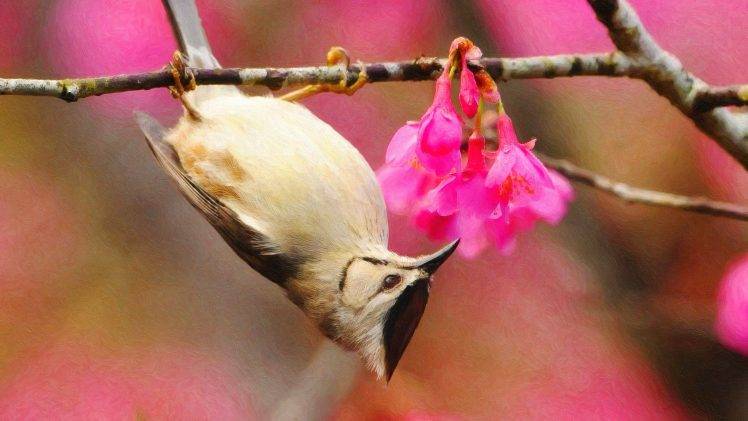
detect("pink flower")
(484, 169), (573, 255)
(450, 38), (483, 118)
(378, 37), (573, 258)
(449, 36), (499, 113)
(506, 169), (574, 226)
(386, 122), (421, 167)
(486, 112), (555, 221)
(377, 74), (462, 209)
(383, 102), (573, 259)
(715, 254), (748, 355)
(416, 75), (463, 176)
(459, 62), (480, 118)
(377, 122), (439, 214)
(415, 133), (501, 258)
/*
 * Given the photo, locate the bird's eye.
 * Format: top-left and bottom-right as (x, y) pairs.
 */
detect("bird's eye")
(381, 274), (402, 291)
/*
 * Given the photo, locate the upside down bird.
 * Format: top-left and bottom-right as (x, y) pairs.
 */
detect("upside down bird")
(136, 0), (458, 380)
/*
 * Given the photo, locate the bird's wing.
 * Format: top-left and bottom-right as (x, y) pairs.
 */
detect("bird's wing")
(135, 111), (301, 286)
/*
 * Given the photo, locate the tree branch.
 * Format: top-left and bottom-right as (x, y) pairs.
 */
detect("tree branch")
(538, 154), (748, 221)
(587, 0), (748, 169)
(0, 0), (745, 167)
(0, 53), (633, 102)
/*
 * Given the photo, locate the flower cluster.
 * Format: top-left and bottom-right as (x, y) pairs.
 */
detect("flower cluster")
(378, 37), (573, 258)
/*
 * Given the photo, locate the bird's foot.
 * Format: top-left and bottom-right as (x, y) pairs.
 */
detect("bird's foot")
(280, 46), (367, 102)
(168, 51), (202, 121)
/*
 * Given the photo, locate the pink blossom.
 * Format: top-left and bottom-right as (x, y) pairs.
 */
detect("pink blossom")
(715, 254), (748, 355)
(377, 74), (462, 209)
(377, 122), (438, 213)
(486, 112), (555, 221)
(386, 122), (422, 167)
(382, 100), (573, 258)
(416, 75), (463, 176)
(480, 113), (572, 254)
(459, 58), (480, 118)
(378, 165), (438, 215)
(450, 36), (499, 117)
(484, 169), (574, 255)
(415, 133), (500, 258)
(450, 38), (482, 118)
(507, 169), (574, 225)
(378, 38), (573, 258)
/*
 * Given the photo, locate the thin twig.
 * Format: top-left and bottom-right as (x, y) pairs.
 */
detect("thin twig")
(693, 84), (748, 112)
(538, 153), (748, 221)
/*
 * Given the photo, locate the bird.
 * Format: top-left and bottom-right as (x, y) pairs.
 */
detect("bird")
(135, 0), (459, 381)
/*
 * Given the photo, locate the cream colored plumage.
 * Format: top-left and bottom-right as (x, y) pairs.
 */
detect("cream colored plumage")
(137, 0), (458, 380)
(166, 93), (388, 259)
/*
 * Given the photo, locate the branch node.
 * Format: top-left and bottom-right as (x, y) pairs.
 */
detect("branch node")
(58, 81), (79, 103)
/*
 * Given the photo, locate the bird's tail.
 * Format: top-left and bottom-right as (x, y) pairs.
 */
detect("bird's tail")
(162, 0), (219, 69)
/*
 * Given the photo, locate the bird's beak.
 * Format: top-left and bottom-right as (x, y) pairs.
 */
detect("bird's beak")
(383, 278), (429, 382)
(414, 239), (460, 274)
(383, 239), (459, 381)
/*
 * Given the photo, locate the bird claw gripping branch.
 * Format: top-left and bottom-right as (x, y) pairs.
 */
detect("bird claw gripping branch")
(168, 51), (201, 121)
(280, 46), (368, 102)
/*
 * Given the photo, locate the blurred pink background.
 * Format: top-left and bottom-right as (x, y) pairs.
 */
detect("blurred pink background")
(0, 0), (746, 419)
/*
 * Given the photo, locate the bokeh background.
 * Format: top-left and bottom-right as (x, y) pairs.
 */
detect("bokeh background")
(1, 0), (747, 419)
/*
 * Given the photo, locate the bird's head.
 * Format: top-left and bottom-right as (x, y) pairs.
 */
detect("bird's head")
(306, 239), (459, 381)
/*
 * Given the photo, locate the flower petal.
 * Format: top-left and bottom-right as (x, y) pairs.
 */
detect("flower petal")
(485, 145), (517, 187)
(459, 60), (479, 118)
(465, 45), (482, 60)
(550, 169), (574, 201)
(416, 106), (462, 176)
(413, 207), (458, 242)
(497, 113), (520, 148)
(521, 146), (554, 188)
(377, 164), (435, 214)
(418, 107), (463, 155)
(385, 121), (420, 166)
(425, 175), (459, 216)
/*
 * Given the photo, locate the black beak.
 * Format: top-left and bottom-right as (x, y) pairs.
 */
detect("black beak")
(382, 240), (459, 381)
(383, 278), (430, 382)
(415, 239), (460, 274)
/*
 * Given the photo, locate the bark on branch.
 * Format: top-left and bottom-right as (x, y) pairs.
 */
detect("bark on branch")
(0, 53), (633, 101)
(538, 154), (748, 221)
